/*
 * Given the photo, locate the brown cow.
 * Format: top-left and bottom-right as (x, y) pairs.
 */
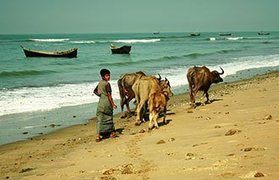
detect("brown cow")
(117, 71), (146, 118)
(132, 76), (173, 125)
(187, 66), (224, 106)
(148, 90), (170, 130)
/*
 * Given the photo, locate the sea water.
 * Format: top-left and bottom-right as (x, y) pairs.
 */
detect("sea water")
(1, 32), (279, 145)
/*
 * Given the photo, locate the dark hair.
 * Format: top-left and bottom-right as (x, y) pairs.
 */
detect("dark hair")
(100, 69), (110, 77)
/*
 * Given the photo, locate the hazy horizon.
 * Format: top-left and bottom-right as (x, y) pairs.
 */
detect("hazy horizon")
(0, 0), (278, 35)
(1, 30), (279, 36)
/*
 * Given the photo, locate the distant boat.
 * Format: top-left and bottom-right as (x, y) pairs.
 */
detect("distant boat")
(189, 32), (200, 37)
(21, 46), (78, 58)
(258, 31), (270, 35)
(153, 32), (160, 35)
(110, 44), (131, 54)
(219, 33), (232, 36)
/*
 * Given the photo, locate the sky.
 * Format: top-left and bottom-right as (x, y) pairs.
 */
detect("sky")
(0, 0), (278, 34)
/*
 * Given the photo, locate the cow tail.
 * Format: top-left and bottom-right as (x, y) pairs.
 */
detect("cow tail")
(117, 78), (126, 102)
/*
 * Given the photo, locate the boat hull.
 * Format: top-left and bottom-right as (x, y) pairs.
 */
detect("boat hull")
(258, 32), (270, 35)
(219, 33), (232, 36)
(189, 33), (200, 37)
(111, 46), (131, 54)
(22, 48), (78, 58)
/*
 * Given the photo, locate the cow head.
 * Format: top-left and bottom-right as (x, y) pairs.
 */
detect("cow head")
(211, 67), (224, 83)
(160, 78), (174, 98)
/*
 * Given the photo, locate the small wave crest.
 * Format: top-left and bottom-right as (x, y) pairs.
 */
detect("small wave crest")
(0, 70), (56, 78)
(29, 38), (70, 42)
(225, 37), (243, 41)
(208, 37), (216, 41)
(111, 39), (160, 43)
(98, 49), (242, 66)
(70, 40), (96, 44)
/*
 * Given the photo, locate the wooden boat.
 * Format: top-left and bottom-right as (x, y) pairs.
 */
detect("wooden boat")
(219, 33), (232, 36)
(21, 46), (78, 58)
(258, 31), (270, 35)
(189, 33), (200, 37)
(110, 45), (131, 54)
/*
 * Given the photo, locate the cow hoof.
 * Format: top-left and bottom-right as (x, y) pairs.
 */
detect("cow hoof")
(148, 127), (152, 132)
(155, 126), (159, 129)
(120, 115), (126, 119)
(135, 121), (141, 126)
(205, 101), (211, 104)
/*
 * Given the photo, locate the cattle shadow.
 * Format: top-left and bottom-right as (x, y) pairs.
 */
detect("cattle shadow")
(115, 127), (124, 135)
(194, 98), (223, 107)
(158, 119), (172, 127)
(210, 98), (223, 103)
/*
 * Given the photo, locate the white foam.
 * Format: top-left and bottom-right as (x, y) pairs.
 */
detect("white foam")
(112, 39), (160, 43)
(0, 81), (120, 117)
(30, 38), (70, 42)
(208, 37), (216, 41)
(71, 40), (96, 44)
(225, 37), (243, 40)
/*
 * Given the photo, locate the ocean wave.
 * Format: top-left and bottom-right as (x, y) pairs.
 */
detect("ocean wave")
(0, 70), (56, 78)
(1, 53), (279, 117)
(98, 49), (242, 66)
(225, 37), (243, 40)
(0, 80), (119, 116)
(29, 38), (70, 42)
(70, 40), (96, 44)
(111, 39), (160, 43)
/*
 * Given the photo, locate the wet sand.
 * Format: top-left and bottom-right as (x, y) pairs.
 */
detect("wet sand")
(0, 71), (278, 179)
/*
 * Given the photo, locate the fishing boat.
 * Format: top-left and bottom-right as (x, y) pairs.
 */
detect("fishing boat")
(258, 31), (270, 35)
(21, 46), (78, 58)
(189, 32), (200, 37)
(110, 44), (131, 54)
(219, 33), (232, 36)
(153, 32), (160, 35)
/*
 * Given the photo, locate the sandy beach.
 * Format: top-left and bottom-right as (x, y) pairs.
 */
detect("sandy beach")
(0, 71), (278, 179)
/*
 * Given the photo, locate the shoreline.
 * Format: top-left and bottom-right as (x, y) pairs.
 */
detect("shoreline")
(0, 70), (278, 179)
(1, 66), (278, 146)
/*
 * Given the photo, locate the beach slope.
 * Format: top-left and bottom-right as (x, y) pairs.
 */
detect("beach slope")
(0, 72), (279, 179)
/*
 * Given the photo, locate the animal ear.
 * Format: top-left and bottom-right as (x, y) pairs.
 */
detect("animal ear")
(163, 91), (168, 96)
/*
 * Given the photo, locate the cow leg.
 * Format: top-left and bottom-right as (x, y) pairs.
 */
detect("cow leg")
(142, 101), (148, 122)
(148, 111), (155, 130)
(125, 95), (134, 118)
(162, 107), (167, 124)
(154, 113), (159, 129)
(190, 89), (199, 108)
(189, 86), (196, 108)
(205, 91), (211, 104)
(135, 100), (145, 126)
(120, 97), (127, 118)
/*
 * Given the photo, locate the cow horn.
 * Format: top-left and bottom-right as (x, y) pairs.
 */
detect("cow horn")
(219, 67), (224, 75)
(165, 77), (169, 82)
(157, 74), (162, 81)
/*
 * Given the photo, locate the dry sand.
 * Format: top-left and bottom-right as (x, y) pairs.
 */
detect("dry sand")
(0, 71), (278, 179)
